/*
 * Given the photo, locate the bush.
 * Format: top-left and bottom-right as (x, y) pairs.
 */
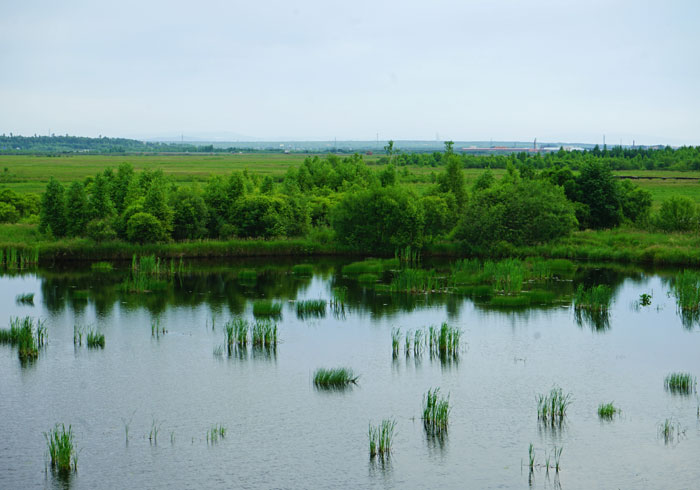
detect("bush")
(233, 195), (289, 238)
(0, 202), (19, 223)
(171, 187), (208, 240)
(575, 161), (621, 229)
(86, 219), (117, 242)
(126, 212), (167, 244)
(654, 196), (697, 232)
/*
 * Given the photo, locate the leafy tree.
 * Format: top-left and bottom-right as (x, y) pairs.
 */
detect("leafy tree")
(331, 186), (424, 252)
(421, 195), (451, 240)
(0, 202), (19, 223)
(89, 174), (116, 220)
(39, 177), (67, 237)
(65, 182), (91, 236)
(112, 162), (134, 213)
(437, 153), (467, 208)
(618, 180), (652, 225)
(575, 161), (621, 229)
(143, 178), (173, 234)
(233, 195), (290, 238)
(379, 164), (397, 187)
(171, 187), (208, 240)
(653, 196), (697, 232)
(86, 219), (117, 242)
(126, 212), (167, 243)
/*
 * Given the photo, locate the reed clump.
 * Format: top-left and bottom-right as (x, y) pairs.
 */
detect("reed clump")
(86, 329), (105, 349)
(251, 319), (278, 349)
(671, 271), (700, 311)
(0, 316), (46, 361)
(207, 424), (226, 444)
(428, 323), (461, 359)
(391, 328), (401, 358)
(252, 300), (282, 318)
(537, 386), (572, 424)
(237, 269), (257, 283)
(664, 372), (696, 394)
(597, 402), (619, 419)
(389, 268), (446, 293)
(45, 424), (77, 475)
(225, 318), (249, 353)
(573, 284), (613, 311)
(342, 258), (397, 276)
(313, 367), (358, 388)
(368, 418), (396, 459)
(90, 261), (113, 272)
(423, 388), (450, 434)
(292, 264), (313, 276)
(296, 299), (326, 319)
(15, 292), (34, 304)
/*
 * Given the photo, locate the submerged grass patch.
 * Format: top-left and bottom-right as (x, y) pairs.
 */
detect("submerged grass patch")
(252, 300), (282, 317)
(423, 388), (450, 434)
(671, 271), (700, 312)
(86, 329), (105, 349)
(313, 367), (358, 388)
(368, 418), (396, 459)
(597, 402), (619, 419)
(44, 424), (77, 475)
(664, 372), (696, 394)
(537, 386), (572, 424)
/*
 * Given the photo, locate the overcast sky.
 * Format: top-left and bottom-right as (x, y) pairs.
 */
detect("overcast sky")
(1, 0), (698, 144)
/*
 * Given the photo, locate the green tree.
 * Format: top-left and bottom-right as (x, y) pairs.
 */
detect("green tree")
(575, 161), (621, 229)
(0, 202), (19, 223)
(39, 177), (67, 237)
(143, 179), (173, 235)
(171, 187), (209, 240)
(89, 174), (116, 221)
(379, 164), (397, 187)
(654, 196), (697, 232)
(126, 212), (167, 243)
(233, 195), (290, 238)
(421, 195), (451, 241)
(65, 182), (91, 236)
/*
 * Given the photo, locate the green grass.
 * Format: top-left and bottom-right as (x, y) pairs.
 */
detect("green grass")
(296, 299), (326, 318)
(313, 367), (358, 388)
(357, 273), (379, 284)
(484, 258), (525, 294)
(15, 292), (34, 304)
(664, 372), (696, 394)
(427, 323), (461, 359)
(251, 320), (278, 348)
(225, 318), (249, 353)
(671, 271), (700, 311)
(207, 424), (226, 444)
(537, 386), (572, 424)
(597, 402), (619, 419)
(90, 261), (113, 271)
(573, 284), (613, 311)
(44, 424), (77, 475)
(291, 263), (313, 276)
(368, 418), (396, 459)
(0, 316), (46, 362)
(238, 269), (258, 282)
(658, 417), (684, 444)
(86, 329), (105, 349)
(342, 258), (397, 275)
(390, 268), (445, 293)
(252, 300), (282, 317)
(391, 328), (401, 358)
(423, 388), (450, 434)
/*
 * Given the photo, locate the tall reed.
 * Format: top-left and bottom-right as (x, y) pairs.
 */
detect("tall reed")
(313, 367), (358, 388)
(423, 388), (450, 434)
(368, 419), (396, 459)
(537, 387), (572, 423)
(44, 424), (77, 475)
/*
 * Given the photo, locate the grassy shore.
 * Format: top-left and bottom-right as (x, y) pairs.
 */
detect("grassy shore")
(3, 223), (700, 266)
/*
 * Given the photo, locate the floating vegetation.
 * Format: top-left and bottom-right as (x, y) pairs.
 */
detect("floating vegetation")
(90, 261), (113, 272)
(658, 417), (685, 444)
(537, 387), (572, 424)
(313, 367), (358, 388)
(86, 329), (105, 349)
(252, 300), (282, 318)
(15, 292), (34, 305)
(44, 424), (77, 475)
(597, 402), (619, 419)
(0, 316), (46, 362)
(296, 299), (326, 319)
(207, 424), (226, 444)
(639, 293), (652, 306)
(423, 388), (450, 434)
(251, 319), (278, 349)
(291, 264), (313, 276)
(664, 372), (696, 394)
(368, 418), (396, 459)
(573, 284), (613, 311)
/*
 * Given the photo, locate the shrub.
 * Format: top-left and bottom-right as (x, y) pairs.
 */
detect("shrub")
(654, 196), (697, 232)
(86, 219), (117, 242)
(126, 212), (167, 244)
(0, 202), (19, 223)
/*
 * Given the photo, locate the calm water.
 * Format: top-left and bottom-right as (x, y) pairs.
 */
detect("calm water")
(1, 259), (699, 489)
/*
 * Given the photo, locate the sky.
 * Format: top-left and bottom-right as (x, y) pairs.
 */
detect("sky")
(1, 0), (699, 145)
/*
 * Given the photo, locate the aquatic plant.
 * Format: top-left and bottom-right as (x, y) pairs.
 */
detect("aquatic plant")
(639, 293), (652, 306)
(537, 386), (572, 423)
(313, 367), (358, 388)
(658, 417), (684, 444)
(396, 245), (421, 268)
(86, 329), (105, 349)
(237, 269), (257, 283)
(44, 424), (77, 475)
(251, 319), (278, 348)
(368, 418), (396, 459)
(389, 268), (445, 293)
(292, 264), (313, 276)
(391, 328), (401, 358)
(0, 316), (45, 361)
(413, 329), (424, 356)
(225, 318), (249, 353)
(252, 300), (282, 317)
(664, 372), (696, 394)
(357, 273), (379, 284)
(207, 424), (226, 444)
(484, 259), (525, 294)
(149, 418), (161, 445)
(342, 258), (396, 276)
(423, 388), (450, 434)
(15, 292), (34, 304)
(296, 299), (327, 318)
(573, 284), (613, 311)
(90, 261), (113, 272)
(597, 402), (619, 419)
(427, 322), (460, 359)
(151, 319), (167, 337)
(671, 271), (700, 311)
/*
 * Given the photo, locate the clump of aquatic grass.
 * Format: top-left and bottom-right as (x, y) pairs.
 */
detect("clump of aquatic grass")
(484, 259), (524, 294)
(86, 329), (105, 349)
(664, 372), (696, 394)
(213, 344), (224, 357)
(537, 386), (572, 424)
(488, 290), (556, 308)
(237, 269), (257, 283)
(391, 328), (401, 358)
(44, 424), (77, 475)
(342, 258), (396, 276)
(1, 247), (39, 270)
(207, 424), (226, 444)
(368, 418), (396, 459)
(330, 287), (347, 317)
(90, 261), (113, 272)
(313, 367), (358, 388)
(423, 388), (450, 434)
(121, 410), (136, 446)
(413, 329), (424, 356)
(597, 402), (619, 419)
(0, 316), (46, 361)
(390, 268), (446, 293)
(671, 270), (700, 311)
(252, 300), (282, 317)
(251, 320), (278, 348)
(427, 323), (461, 359)
(358, 273), (379, 284)
(73, 325), (84, 346)
(296, 299), (327, 319)
(525, 444), (563, 473)
(573, 284), (613, 311)
(292, 264), (313, 276)
(658, 417), (685, 444)
(396, 245), (421, 268)
(151, 319), (167, 338)
(15, 292), (34, 304)
(225, 318), (249, 353)
(149, 418), (161, 445)
(639, 293), (652, 306)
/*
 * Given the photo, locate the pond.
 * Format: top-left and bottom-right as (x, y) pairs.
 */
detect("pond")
(1, 257), (699, 489)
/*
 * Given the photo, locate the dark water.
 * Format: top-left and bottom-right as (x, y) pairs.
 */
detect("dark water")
(1, 260), (699, 489)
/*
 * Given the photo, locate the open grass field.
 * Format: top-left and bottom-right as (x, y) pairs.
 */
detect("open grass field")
(1, 154), (700, 210)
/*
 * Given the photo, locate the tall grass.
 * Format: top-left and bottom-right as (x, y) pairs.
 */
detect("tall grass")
(296, 299), (327, 319)
(427, 323), (461, 359)
(120, 255), (173, 292)
(342, 258), (397, 276)
(313, 367), (358, 388)
(597, 402), (619, 419)
(207, 424), (226, 444)
(86, 329), (105, 349)
(537, 387), (572, 424)
(391, 328), (401, 358)
(90, 261), (113, 272)
(225, 318), (249, 354)
(252, 300), (282, 318)
(395, 245), (421, 268)
(251, 320), (278, 349)
(484, 259), (524, 294)
(368, 419), (396, 459)
(292, 264), (313, 276)
(0, 247), (39, 270)
(573, 284), (613, 311)
(671, 271), (700, 312)
(664, 372), (696, 394)
(15, 292), (34, 304)
(44, 424), (77, 475)
(389, 268), (445, 293)
(237, 269), (257, 283)
(0, 316), (46, 361)
(423, 388), (450, 434)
